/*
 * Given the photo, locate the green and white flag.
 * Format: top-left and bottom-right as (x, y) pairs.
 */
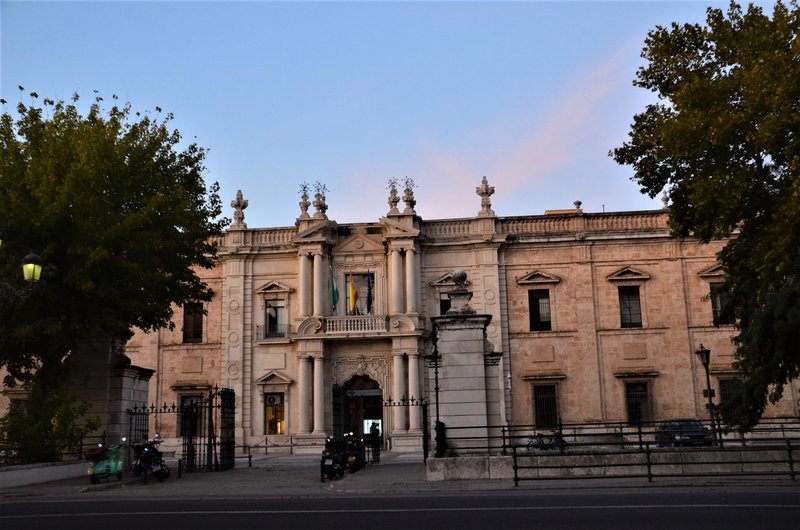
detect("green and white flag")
(331, 267), (339, 312)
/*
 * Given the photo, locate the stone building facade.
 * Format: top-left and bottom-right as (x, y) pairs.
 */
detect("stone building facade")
(122, 178), (799, 453)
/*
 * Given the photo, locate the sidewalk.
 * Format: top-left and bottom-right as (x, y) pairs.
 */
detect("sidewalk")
(1, 451), (798, 500)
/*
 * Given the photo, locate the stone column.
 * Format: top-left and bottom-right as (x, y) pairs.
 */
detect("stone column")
(405, 249), (418, 314)
(392, 353), (407, 432)
(389, 249), (404, 314)
(312, 355), (325, 434)
(297, 356), (311, 433)
(408, 353), (421, 432)
(312, 253), (325, 317)
(298, 254), (311, 317)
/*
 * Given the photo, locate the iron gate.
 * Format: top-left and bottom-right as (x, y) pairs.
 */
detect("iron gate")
(127, 387), (236, 472)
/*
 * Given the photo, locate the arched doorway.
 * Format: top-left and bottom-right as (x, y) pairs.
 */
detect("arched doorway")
(332, 374), (383, 439)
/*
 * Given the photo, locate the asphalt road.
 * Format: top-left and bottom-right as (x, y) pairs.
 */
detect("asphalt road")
(2, 489), (799, 530)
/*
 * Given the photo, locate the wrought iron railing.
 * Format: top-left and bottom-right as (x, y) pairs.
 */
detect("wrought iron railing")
(255, 324), (290, 340)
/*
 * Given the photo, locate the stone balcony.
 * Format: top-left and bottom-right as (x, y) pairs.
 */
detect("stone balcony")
(325, 315), (389, 335)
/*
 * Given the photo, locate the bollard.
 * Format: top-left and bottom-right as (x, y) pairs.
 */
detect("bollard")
(178, 458), (182, 478)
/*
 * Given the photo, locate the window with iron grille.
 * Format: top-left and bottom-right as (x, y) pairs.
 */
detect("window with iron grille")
(624, 381), (651, 425)
(718, 378), (742, 403)
(710, 282), (732, 325)
(264, 393), (285, 435)
(528, 289), (552, 331)
(182, 303), (204, 343)
(618, 286), (642, 328)
(533, 384), (559, 428)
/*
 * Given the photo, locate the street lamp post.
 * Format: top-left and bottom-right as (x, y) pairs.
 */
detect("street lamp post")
(0, 248), (43, 299)
(695, 344), (719, 446)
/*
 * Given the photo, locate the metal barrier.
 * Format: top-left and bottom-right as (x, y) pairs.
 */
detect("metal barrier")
(511, 437), (798, 485)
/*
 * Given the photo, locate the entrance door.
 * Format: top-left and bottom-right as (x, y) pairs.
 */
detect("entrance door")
(336, 374), (383, 439)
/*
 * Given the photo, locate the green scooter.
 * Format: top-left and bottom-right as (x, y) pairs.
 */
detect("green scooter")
(87, 436), (126, 484)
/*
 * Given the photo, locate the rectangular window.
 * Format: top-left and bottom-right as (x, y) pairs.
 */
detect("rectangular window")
(346, 273), (374, 315)
(179, 395), (202, 438)
(182, 303), (204, 343)
(533, 384), (559, 428)
(439, 293), (451, 315)
(528, 289), (552, 331)
(625, 381), (651, 425)
(618, 286), (642, 328)
(264, 393), (285, 435)
(265, 300), (287, 338)
(719, 379), (742, 403)
(710, 282), (732, 325)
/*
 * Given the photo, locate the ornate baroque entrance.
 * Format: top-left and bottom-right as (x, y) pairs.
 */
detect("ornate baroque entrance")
(332, 374), (383, 439)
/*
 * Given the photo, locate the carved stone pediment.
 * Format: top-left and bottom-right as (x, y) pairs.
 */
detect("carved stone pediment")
(256, 280), (294, 295)
(334, 232), (385, 255)
(380, 217), (420, 238)
(517, 270), (561, 285)
(698, 264), (725, 278)
(607, 267), (651, 282)
(430, 271), (471, 288)
(255, 370), (293, 386)
(293, 220), (338, 245)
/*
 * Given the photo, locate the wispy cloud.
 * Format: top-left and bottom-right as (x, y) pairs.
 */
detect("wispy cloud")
(336, 46), (635, 222)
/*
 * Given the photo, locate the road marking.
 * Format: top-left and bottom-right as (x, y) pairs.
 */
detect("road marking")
(2, 504), (800, 520)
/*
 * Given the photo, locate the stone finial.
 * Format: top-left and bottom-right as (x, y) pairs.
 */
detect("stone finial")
(662, 190), (669, 209)
(402, 177), (416, 215)
(230, 189), (248, 229)
(574, 200), (583, 213)
(298, 182), (311, 220)
(476, 176), (495, 217)
(312, 181), (328, 219)
(387, 178), (400, 215)
(446, 269), (475, 315)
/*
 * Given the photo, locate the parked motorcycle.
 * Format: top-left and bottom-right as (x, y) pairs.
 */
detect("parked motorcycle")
(131, 433), (170, 481)
(87, 436), (126, 484)
(320, 436), (345, 481)
(343, 433), (366, 473)
(527, 431), (568, 452)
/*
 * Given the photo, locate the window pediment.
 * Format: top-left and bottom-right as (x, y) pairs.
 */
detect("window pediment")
(517, 270), (561, 285)
(430, 271), (471, 288)
(613, 368), (659, 378)
(698, 264), (725, 279)
(256, 281), (294, 295)
(256, 370), (293, 386)
(608, 267), (650, 282)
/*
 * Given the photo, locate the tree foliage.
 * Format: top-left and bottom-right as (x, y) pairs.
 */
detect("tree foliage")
(0, 92), (227, 419)
(0, 380), (101, 464)
(611, 1), (800, 429)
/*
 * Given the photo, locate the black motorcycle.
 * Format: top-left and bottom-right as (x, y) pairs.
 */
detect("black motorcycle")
(131, 433), (171, 482)
(343, 433), (366, 473)
(320, 436), (345, 481)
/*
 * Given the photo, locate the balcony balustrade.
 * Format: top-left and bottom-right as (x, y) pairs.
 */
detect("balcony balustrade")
(325, 315), (388, 334)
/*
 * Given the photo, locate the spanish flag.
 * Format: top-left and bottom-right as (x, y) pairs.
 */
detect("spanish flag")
(349, 271), (358, 314)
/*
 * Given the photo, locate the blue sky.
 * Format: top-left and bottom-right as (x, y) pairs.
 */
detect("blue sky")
(1, 1), (768, 228)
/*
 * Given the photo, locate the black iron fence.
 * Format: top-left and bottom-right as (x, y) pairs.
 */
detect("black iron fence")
(511, 436), (798, 485)
(126, 387), (236, 472)
(431, 418), (799, 483)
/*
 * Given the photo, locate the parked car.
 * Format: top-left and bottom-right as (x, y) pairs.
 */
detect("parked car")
(655, 419), (714, 447)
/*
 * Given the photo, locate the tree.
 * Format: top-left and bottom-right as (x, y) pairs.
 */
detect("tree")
(611, 1), (800, 429)
(0, 92), (227, 458)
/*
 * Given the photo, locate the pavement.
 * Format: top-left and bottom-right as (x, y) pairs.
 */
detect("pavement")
(1, 451), (798, 500)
